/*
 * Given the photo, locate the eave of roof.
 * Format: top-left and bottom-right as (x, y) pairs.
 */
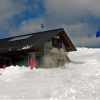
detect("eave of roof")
(59, 30), (77, 52)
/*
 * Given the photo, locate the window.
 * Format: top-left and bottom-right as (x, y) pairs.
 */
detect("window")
(52, 38), (62, 48)
(9, 35), (32, 42)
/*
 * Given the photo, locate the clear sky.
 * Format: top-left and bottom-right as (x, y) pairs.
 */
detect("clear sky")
(0, 0), (100, 48)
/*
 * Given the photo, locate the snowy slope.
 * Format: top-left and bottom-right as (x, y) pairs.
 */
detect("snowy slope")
(0, 47), (100, 100)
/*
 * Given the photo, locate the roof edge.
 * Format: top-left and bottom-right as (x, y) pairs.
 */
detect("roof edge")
(0, 28), (64, 40)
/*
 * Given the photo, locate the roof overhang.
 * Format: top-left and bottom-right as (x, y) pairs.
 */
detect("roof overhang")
(0, 28), (77, 54)
(58, 30), (77, 52)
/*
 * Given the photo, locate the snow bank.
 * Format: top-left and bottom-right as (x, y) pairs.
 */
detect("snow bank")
(0, 47), (100, 99)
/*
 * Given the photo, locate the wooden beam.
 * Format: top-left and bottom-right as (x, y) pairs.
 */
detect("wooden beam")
(1, 51), (28, 56)
(1, 48), (41, 56)
(60, 32), (74, 51)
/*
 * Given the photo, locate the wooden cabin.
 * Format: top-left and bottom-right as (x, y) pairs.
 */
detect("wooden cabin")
(0, 28), (77, 68)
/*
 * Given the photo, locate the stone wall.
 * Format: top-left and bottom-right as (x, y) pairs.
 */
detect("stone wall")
(40, 50), (65, 68)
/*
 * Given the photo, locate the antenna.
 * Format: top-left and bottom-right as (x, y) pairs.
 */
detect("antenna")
(41, 24), (44, 31)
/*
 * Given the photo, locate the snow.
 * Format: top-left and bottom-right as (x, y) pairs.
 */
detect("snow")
(22, 45), (32, 49)
(0, 47), (100, 100)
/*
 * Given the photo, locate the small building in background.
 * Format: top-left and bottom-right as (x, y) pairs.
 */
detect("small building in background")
(0, 28), (77, 68)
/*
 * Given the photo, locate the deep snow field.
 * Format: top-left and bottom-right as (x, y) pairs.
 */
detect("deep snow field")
(0, 47), (100, 100)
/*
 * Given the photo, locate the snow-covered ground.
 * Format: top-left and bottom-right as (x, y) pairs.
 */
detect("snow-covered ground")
(0, 47), (100, 100)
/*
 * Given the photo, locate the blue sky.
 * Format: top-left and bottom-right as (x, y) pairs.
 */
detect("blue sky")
(0, 0), (100, 48)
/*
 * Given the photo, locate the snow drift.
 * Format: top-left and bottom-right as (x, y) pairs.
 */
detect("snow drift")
(0, 47), (100, 100)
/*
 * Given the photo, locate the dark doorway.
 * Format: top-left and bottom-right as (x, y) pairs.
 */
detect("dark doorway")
(11, 56), (28, 67)
(36, 56), (41, 68)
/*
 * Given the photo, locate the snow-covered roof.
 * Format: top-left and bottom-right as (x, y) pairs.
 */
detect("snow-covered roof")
(0, 28), (76, 53)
